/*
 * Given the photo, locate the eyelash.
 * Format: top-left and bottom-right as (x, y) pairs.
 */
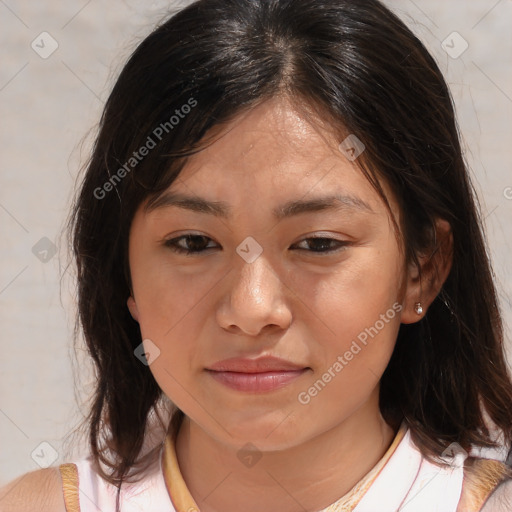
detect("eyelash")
(163, 234), (350, 256)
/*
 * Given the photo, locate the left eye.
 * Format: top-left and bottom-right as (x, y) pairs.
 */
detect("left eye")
(164, 234), (348, 256)
(291, 237), (349, 253)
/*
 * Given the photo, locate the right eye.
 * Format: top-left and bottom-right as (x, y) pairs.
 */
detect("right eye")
(163, 234), (219, 255)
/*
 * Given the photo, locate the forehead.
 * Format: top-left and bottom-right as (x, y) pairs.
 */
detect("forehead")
(184, 96), (343, 178)
(175, 98), (355, 187)
(144, 96), (401, 225)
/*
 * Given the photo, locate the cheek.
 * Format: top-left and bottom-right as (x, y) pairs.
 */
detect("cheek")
(129, 242), (217, 399)
(133, 272), (211, 375)
(295, 287), (401, 424)
(135, 290), (208, 412)
(131, 244), (219, 338)
(295, 244), (403, 345)
(293, 244), (403, 403)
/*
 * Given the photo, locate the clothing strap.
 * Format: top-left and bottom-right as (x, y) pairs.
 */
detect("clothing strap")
(460, 457), (512, 511)
(162, 433), (200, 512)
(59, 463), (81, 512)
(321, 424), (407, 511)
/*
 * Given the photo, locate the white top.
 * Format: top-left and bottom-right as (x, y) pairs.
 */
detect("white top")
(64, 425), (503, 512)
(72, 453), (175, 512)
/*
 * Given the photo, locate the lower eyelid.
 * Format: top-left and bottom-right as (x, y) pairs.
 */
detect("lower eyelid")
(307, 247), (346, 255)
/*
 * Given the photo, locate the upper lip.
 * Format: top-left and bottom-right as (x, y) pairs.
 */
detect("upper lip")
(206, 356), (308, 373)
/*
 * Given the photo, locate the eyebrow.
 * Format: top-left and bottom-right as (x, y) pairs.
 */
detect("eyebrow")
(145, 191), (375, 219)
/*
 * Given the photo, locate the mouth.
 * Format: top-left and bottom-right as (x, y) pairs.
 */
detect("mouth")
(206, 368), (309, 392)
(205, 356), (310, 392)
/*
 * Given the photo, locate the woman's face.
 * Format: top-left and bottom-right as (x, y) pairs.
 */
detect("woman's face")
(128, 96), (411, 449)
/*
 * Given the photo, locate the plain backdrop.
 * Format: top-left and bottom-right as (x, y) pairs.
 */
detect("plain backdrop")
(1, 0), (511, 485)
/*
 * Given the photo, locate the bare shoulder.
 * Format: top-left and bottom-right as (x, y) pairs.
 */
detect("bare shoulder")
(0, 467), (66, 512)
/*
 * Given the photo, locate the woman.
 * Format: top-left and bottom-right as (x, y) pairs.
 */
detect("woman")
(2, 0), (512, 510)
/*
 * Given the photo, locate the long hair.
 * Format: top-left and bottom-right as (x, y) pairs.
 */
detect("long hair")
(68, 0), (512, 502)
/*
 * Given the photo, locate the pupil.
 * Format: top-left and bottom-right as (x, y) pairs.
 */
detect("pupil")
(187, 235), (207, 251)
(310, 238), (330, 251)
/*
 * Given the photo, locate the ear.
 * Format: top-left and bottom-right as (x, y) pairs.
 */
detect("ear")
(401, 218), (453, 324)
(127, 296), (140, 323)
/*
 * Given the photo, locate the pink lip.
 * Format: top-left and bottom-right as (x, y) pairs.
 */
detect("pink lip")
(207, 369), (308, 392)
(207, 355), (307, 373)
(206, 356), (309, 392)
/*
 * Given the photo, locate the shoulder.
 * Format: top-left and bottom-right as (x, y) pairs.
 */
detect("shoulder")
(0, 467), (67, 512)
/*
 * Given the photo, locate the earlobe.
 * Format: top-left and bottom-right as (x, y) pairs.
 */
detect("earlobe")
(400, 260), (423, 324)
(401, 218), (453, 324)
(127, 296), (140, 322)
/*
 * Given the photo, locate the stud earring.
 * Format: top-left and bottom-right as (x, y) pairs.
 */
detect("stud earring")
(414, 302), (423, 315)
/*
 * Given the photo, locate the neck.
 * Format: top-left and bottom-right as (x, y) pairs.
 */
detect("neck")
(174, 390), (397, 512)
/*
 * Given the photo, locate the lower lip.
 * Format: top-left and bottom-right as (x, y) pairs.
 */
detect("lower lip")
(206, 369), (308, 392)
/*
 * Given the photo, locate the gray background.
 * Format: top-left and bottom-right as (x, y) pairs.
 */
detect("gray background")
(1, 0), (511, 485)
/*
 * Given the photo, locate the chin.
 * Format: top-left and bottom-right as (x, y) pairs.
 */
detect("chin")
(212, 409), (309, 450)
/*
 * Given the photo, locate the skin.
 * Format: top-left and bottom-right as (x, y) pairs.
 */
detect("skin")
(127, 95), (452, 512)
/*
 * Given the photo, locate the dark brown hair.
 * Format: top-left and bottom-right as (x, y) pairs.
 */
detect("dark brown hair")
(68, 0), (512, 504)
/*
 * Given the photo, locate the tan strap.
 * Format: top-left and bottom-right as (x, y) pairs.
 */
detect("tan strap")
(59, 463), (81, 512)
(162, 434), (201, 512)
(458, 457), (512, 511)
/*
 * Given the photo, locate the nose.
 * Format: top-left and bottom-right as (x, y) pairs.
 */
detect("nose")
(216, 253), (292, 336)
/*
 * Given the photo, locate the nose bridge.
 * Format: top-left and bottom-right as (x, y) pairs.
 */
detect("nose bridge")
(232, 252), (278, 306)
(217, 249), (292, 334)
